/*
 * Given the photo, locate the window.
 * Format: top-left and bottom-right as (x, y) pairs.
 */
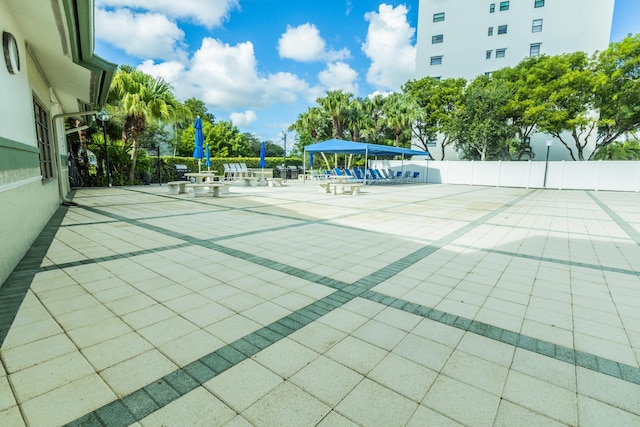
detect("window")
(535, 0), (545, 7)
(488, 27), (494, 36)
(433, 12), (445, 22)
(489, 3), (495, 13)
(484, 71), (492, 76)
(432, 34), (444, 44)
(430, 56), (443, 65)
(532, 19), (543, 32)
(500, 1), (510, 11)
(434, 76), (442, 81)
(498, 25), (508, 35)
(486, 50), (492, 59)
(530, 43), (541, 56)
(33, 97), (53, 180)
(496, 48), (506, 58)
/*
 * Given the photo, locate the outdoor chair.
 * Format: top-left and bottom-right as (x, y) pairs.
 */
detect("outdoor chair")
(223, 163), (232, 180)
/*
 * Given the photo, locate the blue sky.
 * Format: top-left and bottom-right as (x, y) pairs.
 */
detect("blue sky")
(95, 0), (640, 147)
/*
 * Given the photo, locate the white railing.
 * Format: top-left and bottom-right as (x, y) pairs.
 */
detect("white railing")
(374, 160), (640, 192)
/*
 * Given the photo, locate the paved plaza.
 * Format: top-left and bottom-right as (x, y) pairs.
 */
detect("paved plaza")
(0, 181), (639, 426)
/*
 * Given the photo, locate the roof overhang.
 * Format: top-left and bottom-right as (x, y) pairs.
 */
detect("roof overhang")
(5, 0), (116, 116)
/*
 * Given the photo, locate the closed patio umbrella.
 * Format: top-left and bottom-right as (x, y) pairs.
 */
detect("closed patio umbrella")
(193, 117), (204, 173)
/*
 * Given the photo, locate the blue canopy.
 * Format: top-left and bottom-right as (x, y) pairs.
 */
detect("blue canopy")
(304, 139), (428, 157)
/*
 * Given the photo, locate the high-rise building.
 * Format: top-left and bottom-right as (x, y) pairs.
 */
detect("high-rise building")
(413, 0), (616, 160)
(415, 0), (615, 81)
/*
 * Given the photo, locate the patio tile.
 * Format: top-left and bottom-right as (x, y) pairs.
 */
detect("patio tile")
(139, 387), (235, 427)
(422, 375), (500, 427)
(576, 367), (640, 416)
(242, 382), (331, 427)
(493, 400), (566, 427)
(20, 374), (115, 427)
(325, 336), (387, 375)
(441, 349), (509, 396)
(289, 355), (364, 406)
(406, 405), (464, 426)
(81, 331), (153, 371)
(99, 350), (178, 398)
(204, 359), (283, 412)
(252, 338), (319, 379)
(9, 352), (95, 403)
(502, 370), (578, 425)
(1, 333), (77, 373)
(577, 395), (640, 427)
(289, 321), (347, 353)
(335, 378), (418, 427)
(157, 329), (225, 366)
(367, 352), (438, 402)
(138, 316), (199, 347)
(205, 314), (263, 344)
(393, 334), (453, 372)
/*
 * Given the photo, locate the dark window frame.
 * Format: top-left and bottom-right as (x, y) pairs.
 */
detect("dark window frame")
(33, 96), (53, 181)
(433, 12), (445, 22)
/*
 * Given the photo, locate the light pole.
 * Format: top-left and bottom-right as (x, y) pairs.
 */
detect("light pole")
(282, 130), (287, 180)
(96, 110), (112, 187)
(543, 140), (552, 188)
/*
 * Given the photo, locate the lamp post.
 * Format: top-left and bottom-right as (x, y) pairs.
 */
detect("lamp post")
(543, 140), (552, 188)
(96, 110), (112, 187)
(282, 130), (287, 180)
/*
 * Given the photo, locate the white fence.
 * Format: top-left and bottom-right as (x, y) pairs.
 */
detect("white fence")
(374, 160), (640, 192)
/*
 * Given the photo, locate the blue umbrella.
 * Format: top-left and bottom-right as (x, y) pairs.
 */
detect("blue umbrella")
(205, 144), (211, 170)
(193, 117), (204, 172)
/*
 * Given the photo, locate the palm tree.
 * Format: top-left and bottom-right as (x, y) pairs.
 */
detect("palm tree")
(108, 66), (188, 183)
(316, 90), (353, 139)
(383, 93), (417, 147)
(361, 95), (386, 144)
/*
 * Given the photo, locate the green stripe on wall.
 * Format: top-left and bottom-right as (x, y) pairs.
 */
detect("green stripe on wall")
(0, 137), (40, 170)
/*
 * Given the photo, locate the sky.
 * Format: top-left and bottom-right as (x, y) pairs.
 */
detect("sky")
(94, 0), (640, 147)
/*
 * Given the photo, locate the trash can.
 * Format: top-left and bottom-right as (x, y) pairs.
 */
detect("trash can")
(174, 164), (189, 181)
(276, 166), (288, 179)
(288, 166), (298, 179)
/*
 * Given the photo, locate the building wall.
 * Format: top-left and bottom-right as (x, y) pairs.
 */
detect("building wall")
(414, 0), (616, 161)
(0, 3), (66, 285)
(416, 0), (615, 81)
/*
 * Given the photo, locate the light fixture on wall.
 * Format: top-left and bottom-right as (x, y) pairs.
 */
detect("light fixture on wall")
(2, 31), (20, 74)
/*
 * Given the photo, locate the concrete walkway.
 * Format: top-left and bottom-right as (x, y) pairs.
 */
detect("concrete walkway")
(0, 181), (639, 426)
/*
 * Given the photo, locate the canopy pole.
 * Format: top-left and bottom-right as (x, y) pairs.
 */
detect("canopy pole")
(364, 146), (368, 186)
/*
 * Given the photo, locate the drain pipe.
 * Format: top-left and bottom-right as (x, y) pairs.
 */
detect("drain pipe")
(51, 109), (98, 205)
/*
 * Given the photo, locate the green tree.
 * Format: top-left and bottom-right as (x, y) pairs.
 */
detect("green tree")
(404, 77), (466, 159)
(383, 93), (417, 148)
(533, 52), (597, 161)
(317, 90), (353, 139)
(108, 66), (189, 182)
(452, 76), (516, 160)
(360, 95), (386, 144)
(591, 34), (640, 159)
(593, 140), (640, 160)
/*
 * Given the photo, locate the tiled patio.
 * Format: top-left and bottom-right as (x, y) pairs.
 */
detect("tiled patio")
(0, 181), (639, 426)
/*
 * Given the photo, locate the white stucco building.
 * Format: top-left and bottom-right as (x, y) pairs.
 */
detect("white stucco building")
(0, 0), (115, 285)
(414, 0), (616, 160)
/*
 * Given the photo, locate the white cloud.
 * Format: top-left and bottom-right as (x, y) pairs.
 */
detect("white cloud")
(278, 23), (350, 62)
(96, 8), (187, 61)
(318, 62), (359, 94)
(230, 111), (258, 127)
(362, 4), (416, 91)
(137, 38), (323, 111)
(97, 0), (239, 29)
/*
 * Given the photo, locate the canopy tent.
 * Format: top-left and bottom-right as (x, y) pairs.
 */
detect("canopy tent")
(303, 139), (429, 184)
(304, 139), (428, 157)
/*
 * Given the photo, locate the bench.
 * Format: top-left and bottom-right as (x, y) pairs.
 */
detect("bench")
(318, 182), (331, 193)
(241, 177), (258, 187)
(332, 182), (362, 195)
(266, 178), (283, 187)
(167, 181), (188, 195)
(186, 183), (226, 198)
